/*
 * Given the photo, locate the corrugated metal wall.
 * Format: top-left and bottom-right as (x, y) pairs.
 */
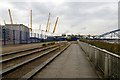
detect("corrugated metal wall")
(0, 25), (2, 45)
(1, 24), (30, 45)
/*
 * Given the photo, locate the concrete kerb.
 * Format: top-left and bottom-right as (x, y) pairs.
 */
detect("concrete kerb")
(20, 43), (71, 80)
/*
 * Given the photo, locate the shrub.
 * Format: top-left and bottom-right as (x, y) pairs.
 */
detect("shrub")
(42, 44), (46, 46)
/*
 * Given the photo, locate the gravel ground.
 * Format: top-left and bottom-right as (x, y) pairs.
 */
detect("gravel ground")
(2, 42), (49, 54)
(2, 45), (58, 69)
(2, 44), (67, 79)
(2, 46), (44, 60)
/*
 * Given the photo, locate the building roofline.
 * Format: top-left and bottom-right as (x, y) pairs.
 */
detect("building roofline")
(5, 24), (28, 28)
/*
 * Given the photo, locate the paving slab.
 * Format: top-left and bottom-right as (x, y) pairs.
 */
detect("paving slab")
(33, 43), (99, 78)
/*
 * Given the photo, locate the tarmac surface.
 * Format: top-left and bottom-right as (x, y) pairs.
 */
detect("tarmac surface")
(33, 43), (99, 78)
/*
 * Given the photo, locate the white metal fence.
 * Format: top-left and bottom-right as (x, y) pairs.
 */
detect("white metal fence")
(78, 41), (120, 79)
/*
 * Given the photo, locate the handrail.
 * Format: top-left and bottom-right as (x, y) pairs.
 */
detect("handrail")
(78, 40), (120, 79)
(88, 43), (120, 59)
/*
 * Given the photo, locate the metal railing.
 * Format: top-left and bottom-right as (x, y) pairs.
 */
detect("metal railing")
(78, 41), (120, 79)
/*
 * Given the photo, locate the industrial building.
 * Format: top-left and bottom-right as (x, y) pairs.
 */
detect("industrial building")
(1, 24), (29, 45)
(0, 24), (67, 45)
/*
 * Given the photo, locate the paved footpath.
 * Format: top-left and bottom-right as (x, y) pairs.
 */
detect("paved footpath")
(33, 43), (99, 78)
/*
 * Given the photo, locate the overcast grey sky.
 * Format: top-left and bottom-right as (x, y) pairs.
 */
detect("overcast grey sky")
(0, 0), (119, 35)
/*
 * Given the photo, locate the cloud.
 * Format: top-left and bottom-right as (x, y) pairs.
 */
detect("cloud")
(0, 1), (118, 35)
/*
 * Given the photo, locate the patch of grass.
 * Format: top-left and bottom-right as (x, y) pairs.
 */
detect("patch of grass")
(48, 42), (55, 45)
(43, 42), (55, 46)
(79, 39), (120, 55)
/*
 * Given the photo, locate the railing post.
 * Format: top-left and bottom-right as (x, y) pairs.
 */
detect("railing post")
(104, 54), (109, 78)
(88, 44), (91, 58)
(89, 46), (91, 59)
(86, 43), (89, 56)
(108, 55), (111, 77)
(86, 43), (88, 55)
(95, 49), (98, 67)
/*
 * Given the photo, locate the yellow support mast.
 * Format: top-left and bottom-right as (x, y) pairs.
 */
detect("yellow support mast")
(53, 17), (59, 33)
(47, 22), (51, 32)
(8, 9), (13, 28)
(30, 10), (32, 32)
(46, 13), (50, 32)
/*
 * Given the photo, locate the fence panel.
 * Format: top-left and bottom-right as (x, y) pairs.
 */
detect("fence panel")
(78, 41), (120, 79)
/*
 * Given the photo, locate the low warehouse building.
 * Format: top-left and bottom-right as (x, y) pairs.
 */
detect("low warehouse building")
(1, 24), (30, 45)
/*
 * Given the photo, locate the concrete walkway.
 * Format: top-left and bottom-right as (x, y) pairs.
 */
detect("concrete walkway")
(33, 43), (99, 78)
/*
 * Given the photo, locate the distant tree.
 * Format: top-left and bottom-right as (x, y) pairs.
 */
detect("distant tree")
(92, 35), (96, 39)
(88, 34), (91, 38)
(67, 35), (71, 37)
(62, 34), (66, 37)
